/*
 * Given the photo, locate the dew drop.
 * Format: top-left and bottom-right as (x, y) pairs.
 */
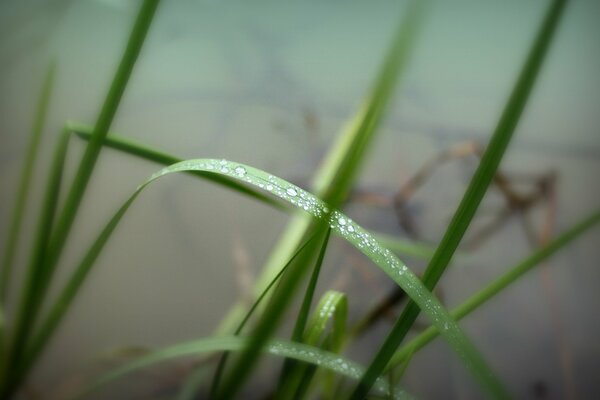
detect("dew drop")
(234, 166), (246, 176)
(286, 187), (298, 197)
(338, 217), (346, 226)
(347, 225), (355, 232)
(266, 184), (274, 191)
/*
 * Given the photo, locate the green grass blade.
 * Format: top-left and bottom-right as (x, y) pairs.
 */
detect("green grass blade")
(76, 336), (409, 400)
(217, 0), (427, 335)
(0, 62), (55, 300)
(21, 158), (504, 398)
(208, 234), (321, 399)
(5, 2), (161, 391)
(278, 291), (348, 400)
(218, 223), (330, 399)
(351, 0), (567, 397)
(150, 160), (507, 396)
(386, 209), (600, 370)
(276, 229), (331, 396)
(0, 127), (70, 389)
(68, 121), (284, 210)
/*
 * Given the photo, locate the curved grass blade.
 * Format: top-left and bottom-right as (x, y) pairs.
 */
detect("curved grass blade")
(217, 0), (428, 334)
(5, 2), (161, 394)
(22, 158), (504, 397)
(351, 0), (568, 397)
(75, 336), (410, 400)
(386, 209), (600, 371)
(68, 121), (284, 210)
(0, 62), (55, 299)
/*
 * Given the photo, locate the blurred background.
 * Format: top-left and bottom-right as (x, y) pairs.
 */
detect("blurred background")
(0, 0), (599, 398)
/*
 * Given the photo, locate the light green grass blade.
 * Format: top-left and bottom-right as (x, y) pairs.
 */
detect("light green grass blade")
(217, 0), (428, 334)
(68, 121), (284, 210)
(76, 336), (410, 400)
(24, 158), (503, 398)
(351, 0), (567, 397)
(386, 209), (600, 371)
(0, 62), (55, 300)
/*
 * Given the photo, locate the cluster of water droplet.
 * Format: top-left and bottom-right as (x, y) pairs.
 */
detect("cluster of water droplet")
(265, 340), (406, 398)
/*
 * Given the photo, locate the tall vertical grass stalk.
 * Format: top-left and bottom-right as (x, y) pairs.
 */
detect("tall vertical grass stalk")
(1, 0), (161, 396)
(0, 62), (55, 300)
(351, 0), (568, 397)
(217, 0), (428, 334)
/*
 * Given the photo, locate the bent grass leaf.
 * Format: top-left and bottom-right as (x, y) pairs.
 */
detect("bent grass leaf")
(29, 159), (503, 397)
(76, 336), (410, 400)
(22, 158), (505, 398)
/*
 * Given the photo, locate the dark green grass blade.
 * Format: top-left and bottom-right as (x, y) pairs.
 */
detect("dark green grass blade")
(218, 224), (330, 399)
(386, 210), (600, 370)
(276, 229), (331, 396)
(68, 121), (284, 210)
(3, 1), (161, 395)
(0, 127), (70, 387)
(218, 0), (428, 334)
(76, 336), (410, 400)
(278, 291), (348, 400)
(0, 62), (55, 300)
(208, 234), (321, 399)
(350, 0), (567, 398)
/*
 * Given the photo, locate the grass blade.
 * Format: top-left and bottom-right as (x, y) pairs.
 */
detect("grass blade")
(386, 210), (600, 370)
(4, 1), (161, 395)
(351, 0), (568, 397)
(217, 223), (330, 399)
(76, 336), (409, 400)
(68, 121), (284, 210)
(0, 127), (70, 386)
(276, 229), (331, 396)
(278, 291), (348, 400)
(144, 160), (508, 395)
(19, 157), (503, 398)
(0, 62), (55, 300)
(217, 0), (428, 334)
(208, 233), (321, 399)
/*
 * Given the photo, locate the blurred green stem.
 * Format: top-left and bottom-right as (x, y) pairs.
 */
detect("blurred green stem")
(0, 62), (55, 300)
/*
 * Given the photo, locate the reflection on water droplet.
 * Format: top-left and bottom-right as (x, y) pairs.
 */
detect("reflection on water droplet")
(338, 217), (346, 226)
(266, 184), (274, 191)
(286, 187), (298, 197)
(234, 166), (246, 176)
(347, 225), (355, 232)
